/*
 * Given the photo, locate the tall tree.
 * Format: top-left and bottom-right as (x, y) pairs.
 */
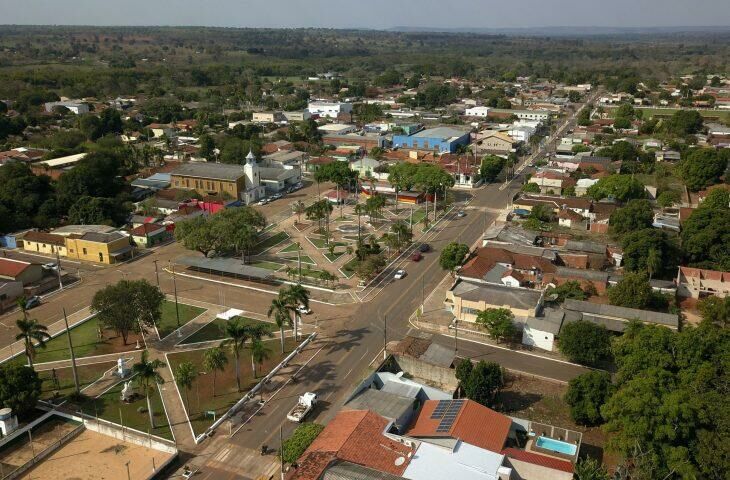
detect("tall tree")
(15, 317), (51, 367)
(202, 346), (228, 397)
(608, 272), (653, 309)
(222, 318), (272, 391)
(250, 338), (272, 379)
(439, 242), (470, 276)
(268, 295), (292, 354)
(476, 308), (517, 343)
(132, 350), (165, 429)
(91, 279), (165, 344)
(0, 364), (42, 419)
(557, 320), (612, 366)
(565, 371), (614, 426)
(281, 284), (310, 341)
(174, 361), (197, 411)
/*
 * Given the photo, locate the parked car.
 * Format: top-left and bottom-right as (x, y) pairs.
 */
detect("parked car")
(271, 193), (283, 200)
(43, 262), (58, 270)
(456, 210), (466, 218)
(257, 199), (269, 206)
(410, 252), (422, 262)
(296, 305), (312, 315)
(394, 269), (407, 280)
(25, 296), (41, 309)
(419, 243), (431, 253)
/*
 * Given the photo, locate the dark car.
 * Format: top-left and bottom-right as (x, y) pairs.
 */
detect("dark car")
(419, 243), (430, 253)
(25, 295), (41, 309)
(410, 252), (423, 262)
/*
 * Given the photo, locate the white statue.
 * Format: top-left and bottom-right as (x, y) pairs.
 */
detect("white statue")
(117, 358), (129, 378)
(120, 381), (133, 402)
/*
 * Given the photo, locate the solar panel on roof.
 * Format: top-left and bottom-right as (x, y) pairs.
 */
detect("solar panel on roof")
(430, 400), (451, 419)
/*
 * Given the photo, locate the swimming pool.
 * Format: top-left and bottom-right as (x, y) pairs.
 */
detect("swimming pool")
(535, 436), (577, 456)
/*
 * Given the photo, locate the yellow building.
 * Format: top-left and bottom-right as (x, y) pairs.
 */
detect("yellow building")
(445, 279), (542, 323)
(20, 231), (68, 257)
(171, 163), (248, 199)
(65, 232), (134, 264)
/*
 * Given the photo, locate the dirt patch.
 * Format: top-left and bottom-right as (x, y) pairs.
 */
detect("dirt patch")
(495, 372), (619, 468)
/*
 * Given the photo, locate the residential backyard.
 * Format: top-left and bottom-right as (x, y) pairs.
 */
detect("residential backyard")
(167, 337), (297, 436)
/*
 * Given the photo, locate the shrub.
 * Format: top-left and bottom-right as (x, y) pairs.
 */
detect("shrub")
(281, 423), (325, 464)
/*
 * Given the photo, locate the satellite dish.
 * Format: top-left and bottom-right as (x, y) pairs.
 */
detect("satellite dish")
(394, 457), (406, 466)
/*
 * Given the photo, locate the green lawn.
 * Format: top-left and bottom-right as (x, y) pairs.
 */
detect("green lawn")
(252, 232), (290, 255)
(38, 361), (116, 403)
(309, 237), (347, 249)
(167, 338), (297, 437)
(250, 261), (285, 271)
(8, 316), (140, 366)
(324, 251), (345, 262)
(339, 257), (359, 278)
(78, 382), (172, 440)
(279, 243), (301, 253)
(409, 209), (427, 225)
(157, 301), (206, 339)
(180, 317), (274, 345)
(278, 254), (316, 265)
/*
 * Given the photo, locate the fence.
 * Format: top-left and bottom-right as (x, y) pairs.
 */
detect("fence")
(2, 422), (85, 480)
(195, 331), (318, 444)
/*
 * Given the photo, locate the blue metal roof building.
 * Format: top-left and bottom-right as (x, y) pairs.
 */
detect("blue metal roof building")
(392, 126), (471, 153)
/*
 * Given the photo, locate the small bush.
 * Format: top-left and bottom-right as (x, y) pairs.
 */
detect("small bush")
(281, 422), (325, 464)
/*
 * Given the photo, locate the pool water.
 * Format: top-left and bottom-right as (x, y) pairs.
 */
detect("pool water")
(535, 436), (577, 456)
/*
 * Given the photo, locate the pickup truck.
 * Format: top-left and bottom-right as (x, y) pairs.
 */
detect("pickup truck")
(287, 392), (317, 422)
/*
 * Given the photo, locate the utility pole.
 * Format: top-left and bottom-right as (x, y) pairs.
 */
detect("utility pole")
(152, 259), (160, 288)
(170, 262), (180, 328)
(454, 319), (459, 356)
(63, 308), (80, 395)
(280, 426), (285, 480)
(55, 250), (63, 290)
(297, 243), (302, 283)
(421, 275), (425, 315)
(383, 315), (387, 360)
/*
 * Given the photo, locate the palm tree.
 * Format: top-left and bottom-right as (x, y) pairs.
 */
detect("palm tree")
(281, 284), (310, 341)
(16, 296), (30, 321)
(292, 200), (306, 223)
(250, 338), (272, 379)
(202, 346), (228, 397)
(268, 296), (292, 354)
(174, 361), (197, 411)
(15, 318), (51, 368)
(222, 319), (273, 391)
(132, 350), (165, 429)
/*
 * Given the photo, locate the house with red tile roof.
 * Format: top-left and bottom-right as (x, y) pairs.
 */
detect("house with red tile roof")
(0, 258), (44, 285)
(677, 266), (730, 299)
(287, 410), (415, 480)
(130, 223), (172, 248)
(458, 246), (556, 288)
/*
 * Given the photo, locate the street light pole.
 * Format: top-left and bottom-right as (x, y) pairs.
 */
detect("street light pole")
(63, 308), (79, 395)
(153, 259), (160, 288)
(383, 314), (387, 360)
(56, 250), (63, 290)
(170, 262), (180, 328)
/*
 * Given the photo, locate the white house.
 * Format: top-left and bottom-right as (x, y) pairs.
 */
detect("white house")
(44, 101), (89, 114)
(507, 125), (535, 143)
(464, 106), (491, 118)
(307, 101), (353, 119)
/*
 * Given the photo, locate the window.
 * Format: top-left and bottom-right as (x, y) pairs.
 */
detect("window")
(99, 252), (104, 262)
(462, 307), (481, 315)
(82, 248), (87, 255)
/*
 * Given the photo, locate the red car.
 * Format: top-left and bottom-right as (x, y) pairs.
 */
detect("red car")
(410, 252), (423, 262)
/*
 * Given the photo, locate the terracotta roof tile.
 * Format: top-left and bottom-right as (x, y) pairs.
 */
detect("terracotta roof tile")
(0, 258), (33, 278)
(502, 448), (574, 473)
(407, 400), (511, 453)
(22, 231), (66, 246)
(291, 410), (414, 480)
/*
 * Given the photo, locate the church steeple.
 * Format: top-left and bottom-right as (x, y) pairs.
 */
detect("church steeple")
(246, 150), (256, 165)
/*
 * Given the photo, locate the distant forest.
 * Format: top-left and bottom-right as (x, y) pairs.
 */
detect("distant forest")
(0, 26), (728, 100)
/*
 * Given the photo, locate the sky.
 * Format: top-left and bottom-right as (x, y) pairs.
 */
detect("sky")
(0, 0), (729, 30)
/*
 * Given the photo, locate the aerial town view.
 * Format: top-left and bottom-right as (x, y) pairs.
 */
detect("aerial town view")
(0, 1), (727, 479)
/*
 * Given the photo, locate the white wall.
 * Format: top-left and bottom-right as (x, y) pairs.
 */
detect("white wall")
(522, 326), (555, 351)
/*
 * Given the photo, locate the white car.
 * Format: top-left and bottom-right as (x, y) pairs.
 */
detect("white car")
(296, 305), (312, 315)
(257, 199), (269, 206)
(394, 269), (407, 280)
(43, 262), (58, 270)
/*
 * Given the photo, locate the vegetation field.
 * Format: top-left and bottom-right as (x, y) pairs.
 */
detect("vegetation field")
(9, 316), (141, 366)
(77, 382), (172, 440)
(250, 260), (285, 271)
(37, 361), (117, 403)
(156, 301), (206, 339)
(167, 338), (297, 436)
(252, 232), (290, 255)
